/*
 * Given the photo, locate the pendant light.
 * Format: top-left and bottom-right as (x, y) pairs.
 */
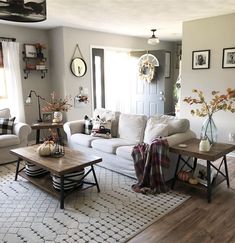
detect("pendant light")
(0, 0), (46, 23)
(147, 29), (160, 45)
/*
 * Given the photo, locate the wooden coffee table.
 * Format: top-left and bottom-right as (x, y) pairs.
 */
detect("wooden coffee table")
(170, 138), (235, 203)
(10, 146), (102, 209)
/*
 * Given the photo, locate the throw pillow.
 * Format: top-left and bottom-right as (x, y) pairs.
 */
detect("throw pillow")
(0, 117), (16, 135)
(84, 115), (93, 135)
(143, 118), (168, 144)
(91, 116), (112, 139)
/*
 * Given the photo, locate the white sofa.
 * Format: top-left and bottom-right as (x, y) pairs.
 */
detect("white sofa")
(63, 109), (196, 181)
(0, 108), (32, 165)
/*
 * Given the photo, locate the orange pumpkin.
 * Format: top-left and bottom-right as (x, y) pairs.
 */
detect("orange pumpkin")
(177, 170), (190, 182)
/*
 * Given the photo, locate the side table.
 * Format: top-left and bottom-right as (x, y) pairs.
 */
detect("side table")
(31, 122), (63, 144)
(170, 138), (235, 203)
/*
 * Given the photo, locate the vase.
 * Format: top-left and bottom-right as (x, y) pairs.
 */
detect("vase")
(200, 116), (217, 144)
(53, 111), (63, 123)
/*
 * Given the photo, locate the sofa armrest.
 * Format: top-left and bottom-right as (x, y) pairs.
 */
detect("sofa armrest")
(63, 120), (85, 141)
(13, 122), (32, 143)
(166, 129), (196, 147)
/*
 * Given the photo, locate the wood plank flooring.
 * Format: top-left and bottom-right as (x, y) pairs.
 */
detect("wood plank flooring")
(128, 156), (235, 243)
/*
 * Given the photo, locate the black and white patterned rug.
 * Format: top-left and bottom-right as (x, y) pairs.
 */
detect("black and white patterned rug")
(0, 164), (190, 243)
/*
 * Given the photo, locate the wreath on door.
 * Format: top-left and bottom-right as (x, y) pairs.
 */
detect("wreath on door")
(138, 54), (159, 83)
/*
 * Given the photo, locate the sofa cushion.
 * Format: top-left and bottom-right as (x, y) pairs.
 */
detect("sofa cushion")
(116, 145), (134, 161)
(143, 120), (168, 144)
(0, 117), (15, 135)
(118, 113), (147, 143)
(0, 108), (11, 119)
(93, 108), (120, 138)
(91, 138), (136, 154)
(153, 115), (190, 135)
(71, 133), (102, 147)
(0, 134), (20, 148)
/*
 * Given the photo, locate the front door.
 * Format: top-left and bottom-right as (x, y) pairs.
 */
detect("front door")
(130, 50), (166, 116)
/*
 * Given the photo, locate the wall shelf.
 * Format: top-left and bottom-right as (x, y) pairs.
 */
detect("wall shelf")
(22, 43), (47, 79)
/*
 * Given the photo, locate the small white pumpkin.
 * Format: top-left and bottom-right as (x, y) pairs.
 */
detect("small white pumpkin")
(37, 141), (55, 156)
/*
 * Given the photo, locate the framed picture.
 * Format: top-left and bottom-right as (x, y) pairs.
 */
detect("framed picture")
(192, 50), (210, 69)
(193, 163), (215, 186)
(24, 44), (37, 58)
(222, 47), (235, 68)
(165, 51), (171, 78)
(42, 113), (53, 122)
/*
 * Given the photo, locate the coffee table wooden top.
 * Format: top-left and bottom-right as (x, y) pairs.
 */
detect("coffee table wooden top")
(169, 138), (235, 161)
(10, 146), (102, 176)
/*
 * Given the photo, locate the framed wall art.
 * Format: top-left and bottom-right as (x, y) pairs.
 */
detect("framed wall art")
(193, 163), (215, 186)
(222, 47), (235, 68)
(42, 113), (53, 123)
(24, 44), (37, 58)
(192, 50), (210, 70)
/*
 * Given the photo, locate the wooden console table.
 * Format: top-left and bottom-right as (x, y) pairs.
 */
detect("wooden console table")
(170, 138), (235, 203)
(31, 122), (63, 144)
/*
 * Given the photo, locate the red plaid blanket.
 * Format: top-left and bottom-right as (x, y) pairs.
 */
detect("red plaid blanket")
(131, 138), (170, 194)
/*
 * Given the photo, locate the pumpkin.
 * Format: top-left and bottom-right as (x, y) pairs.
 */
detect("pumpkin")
(189, 177), (198, 185)
(177, 170), (190, 182)
(37, 141), (55, 156)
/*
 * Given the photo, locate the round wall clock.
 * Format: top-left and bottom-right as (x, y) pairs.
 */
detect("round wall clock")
(70, 57), (87, 77)
(138, 54), (159, 83)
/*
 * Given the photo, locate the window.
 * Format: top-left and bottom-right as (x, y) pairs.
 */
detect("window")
(92, 47), (137, 113)
(92, 48), (105, 109)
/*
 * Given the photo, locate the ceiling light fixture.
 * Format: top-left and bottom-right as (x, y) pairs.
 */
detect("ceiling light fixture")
(0, 0), (47, 23)
(147, 29), (160, 45)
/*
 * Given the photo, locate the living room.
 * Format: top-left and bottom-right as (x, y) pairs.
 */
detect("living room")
(0, 1), (235, 242)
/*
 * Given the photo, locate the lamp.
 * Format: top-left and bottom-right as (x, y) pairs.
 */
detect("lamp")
(26, 90), (45, 122)
(0, 0), (46, 23)
(147, 29), (160, 45)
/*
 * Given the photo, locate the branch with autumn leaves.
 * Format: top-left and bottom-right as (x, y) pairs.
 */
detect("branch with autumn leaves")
(183, 88), (235, 117)
(42, 91), (72, 112)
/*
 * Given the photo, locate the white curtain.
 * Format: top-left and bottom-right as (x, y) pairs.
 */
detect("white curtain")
(104, 49), (136, 113)
(2, 41), (25, 122)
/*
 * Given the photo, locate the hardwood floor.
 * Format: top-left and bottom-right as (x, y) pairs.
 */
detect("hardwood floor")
(128, 156), (235, 243)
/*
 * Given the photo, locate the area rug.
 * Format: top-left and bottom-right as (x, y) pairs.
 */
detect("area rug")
(0, 163), (190, 243)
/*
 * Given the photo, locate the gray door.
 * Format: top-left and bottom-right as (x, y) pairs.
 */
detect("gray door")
(130, 50), (166, 116)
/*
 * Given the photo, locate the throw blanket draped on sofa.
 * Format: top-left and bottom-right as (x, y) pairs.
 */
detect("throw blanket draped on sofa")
(131, 138), (170, 194)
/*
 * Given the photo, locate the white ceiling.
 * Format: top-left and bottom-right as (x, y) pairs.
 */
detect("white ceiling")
(1, 0), (235, 41)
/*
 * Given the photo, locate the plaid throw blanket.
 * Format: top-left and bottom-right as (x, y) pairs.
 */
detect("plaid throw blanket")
(131, 138), (170, 194)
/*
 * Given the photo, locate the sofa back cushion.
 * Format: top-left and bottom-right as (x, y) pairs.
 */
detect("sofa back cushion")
(143, 120), (168, 144)
(0, 108), (11, 119)
(118, 113), (147, 143)
(93, 108), (120, 137)
(152, 115), (190, 135)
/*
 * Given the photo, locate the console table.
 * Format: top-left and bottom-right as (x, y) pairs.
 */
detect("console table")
(31, 122), (63, 144)
(170, 138), (235, 203)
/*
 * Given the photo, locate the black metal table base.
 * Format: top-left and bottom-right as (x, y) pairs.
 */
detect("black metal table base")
(171, 155), (230, 203)
(14, 160), (100, 209)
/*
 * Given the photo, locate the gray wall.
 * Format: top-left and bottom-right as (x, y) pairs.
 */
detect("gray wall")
(49, 27), (177, 121)
(1, 23), (177, 125)
(180, 13), (235, 143)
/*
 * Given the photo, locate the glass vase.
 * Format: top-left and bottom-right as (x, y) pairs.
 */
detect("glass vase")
(200, 116), (217, 144)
